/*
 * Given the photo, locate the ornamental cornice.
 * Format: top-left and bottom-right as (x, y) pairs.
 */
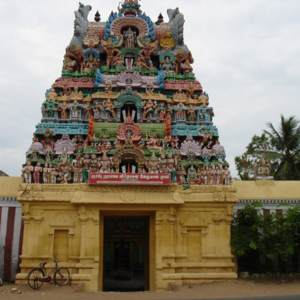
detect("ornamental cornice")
(17, 183), (237, 205)
(238, 199), (300, 205)
(178, 185), (238, 204)
(91, 91), (119, 100)
(138, 92), (169, 102)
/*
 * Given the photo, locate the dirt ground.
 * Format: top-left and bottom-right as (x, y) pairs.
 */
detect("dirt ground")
(1, 280), (300, 300)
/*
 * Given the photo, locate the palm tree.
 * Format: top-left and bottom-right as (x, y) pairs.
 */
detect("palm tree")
(264, 115), (300, 180)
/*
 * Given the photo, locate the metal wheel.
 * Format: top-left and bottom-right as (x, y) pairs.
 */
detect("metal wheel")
(27, 268), (44, 290)
(54, 267), (71, 286)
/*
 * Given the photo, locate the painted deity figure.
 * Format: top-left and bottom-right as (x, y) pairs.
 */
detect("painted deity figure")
(147, 136), (160, 149)
(111, 50), (123, 67)
(170, 167), (177, 183)
(62, 165), (70, 184)
(216, 165), (223, 185)
(208, 167), (215, 185)
(98, 102), (105, 121)
(101, 152), (112, 173)
(73, 155), (83, 183)
(171, 136), (179, 149)
(90, 154), (98, 172)
(143, 100), (153, 120)
(256, 158), (271, 178)
(33, 163), (43, 184)
(202, 166), (208, 185)
(136, 43), (156, 70)
(161, 56), (174, 72)
(197, 167), (204, 184)
(223, 167), (231, 185)
(82, 54), (98, 73)
(43, 133), (55, 155)
(175, 103), (186, 121)
(180, 59), (193, 74)
(60, 150), (69, 165)
(212, 165), (218, 185)
(146, 153), (159, 173)
(104, 99), (115, 120)
(22, 162), (34, 184)
(187, 165), (197, 183)
(176, 51), (193, 74)
(187, 105), (196, 122)
(177, 165), (186, 185)
(56, 166), (64, 184)
(50, 165), (58, 184)
(59, 101), (69, 120)
(82, 154), (90, 182)
(124, 27), (136, 49)
(93, 105), (101, 121)
(159, 104), (166, 121)
(43, 163), (51, 184)
(143, 100), (157, 121)
(70, 102), (81, 120)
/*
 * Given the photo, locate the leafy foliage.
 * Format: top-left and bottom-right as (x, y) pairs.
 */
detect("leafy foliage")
(231, 204), (300, 273)
(235, 115), (300, 180)
(265, 115), (300, 180)
(235, 134), (276, 180)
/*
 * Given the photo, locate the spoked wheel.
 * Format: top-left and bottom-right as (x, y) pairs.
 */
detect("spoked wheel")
(27, 268), (44, 290)
(54, 267), (71, 286)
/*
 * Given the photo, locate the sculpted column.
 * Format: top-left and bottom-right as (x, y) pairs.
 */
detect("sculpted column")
(78, 205), (100, 291)
(155, 207), (177, 289)
(21, 204), (45, 260)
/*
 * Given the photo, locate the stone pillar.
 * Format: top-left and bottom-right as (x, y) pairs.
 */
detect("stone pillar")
(155, 207), (177, 290)
(78, 206), (100, 291)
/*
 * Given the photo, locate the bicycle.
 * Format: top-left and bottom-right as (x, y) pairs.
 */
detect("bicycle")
(27, 259), (71, 290)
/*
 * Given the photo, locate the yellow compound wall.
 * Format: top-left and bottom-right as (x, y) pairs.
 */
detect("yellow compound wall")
(1, 177), (300, 291)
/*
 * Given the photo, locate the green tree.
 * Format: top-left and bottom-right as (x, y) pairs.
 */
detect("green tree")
(231, 204), (261, 272)
(284, 208), (300, 272)
(232, 205), (300, 274)
(235, 115), (300, 180)
(264, 115), (300, 180)
(235, 134), (276, 180)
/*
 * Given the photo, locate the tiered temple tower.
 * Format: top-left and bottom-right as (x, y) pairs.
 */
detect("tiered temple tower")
(18, 1), (237, 292)
(22, 0), (231, 186)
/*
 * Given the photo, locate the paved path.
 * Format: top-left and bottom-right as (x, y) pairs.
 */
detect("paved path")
(182, 296), (300, 300)
(215, 297), (300, 300)
(1, 281), (300, 300)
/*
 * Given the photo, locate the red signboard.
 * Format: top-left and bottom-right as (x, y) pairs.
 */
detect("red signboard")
(88, 172), (171, 186)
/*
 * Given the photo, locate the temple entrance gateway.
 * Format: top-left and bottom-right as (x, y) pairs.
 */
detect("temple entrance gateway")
(103, 216), (149, 291)
(17, 0), (238, 292)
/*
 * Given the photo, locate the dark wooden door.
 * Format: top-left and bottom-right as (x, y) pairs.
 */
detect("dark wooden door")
(103, 216), (149, 291)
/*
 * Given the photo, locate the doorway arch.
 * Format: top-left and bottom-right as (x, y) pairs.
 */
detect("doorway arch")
(115, 91), (143, 123)
(113, 147), (145, 174)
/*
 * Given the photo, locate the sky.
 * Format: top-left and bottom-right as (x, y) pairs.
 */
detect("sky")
(0, 0), (299, 177)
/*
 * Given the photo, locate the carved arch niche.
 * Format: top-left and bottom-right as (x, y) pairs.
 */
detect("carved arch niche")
(113, 147), (145, 174)
(111, 17), (149, 39)
(115, 91), (143, 122)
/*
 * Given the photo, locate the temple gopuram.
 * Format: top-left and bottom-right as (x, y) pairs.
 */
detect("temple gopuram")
(17, 1), (238, 291)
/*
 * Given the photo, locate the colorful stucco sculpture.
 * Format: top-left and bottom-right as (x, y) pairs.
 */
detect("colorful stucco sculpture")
(22, 0), (231, 187)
